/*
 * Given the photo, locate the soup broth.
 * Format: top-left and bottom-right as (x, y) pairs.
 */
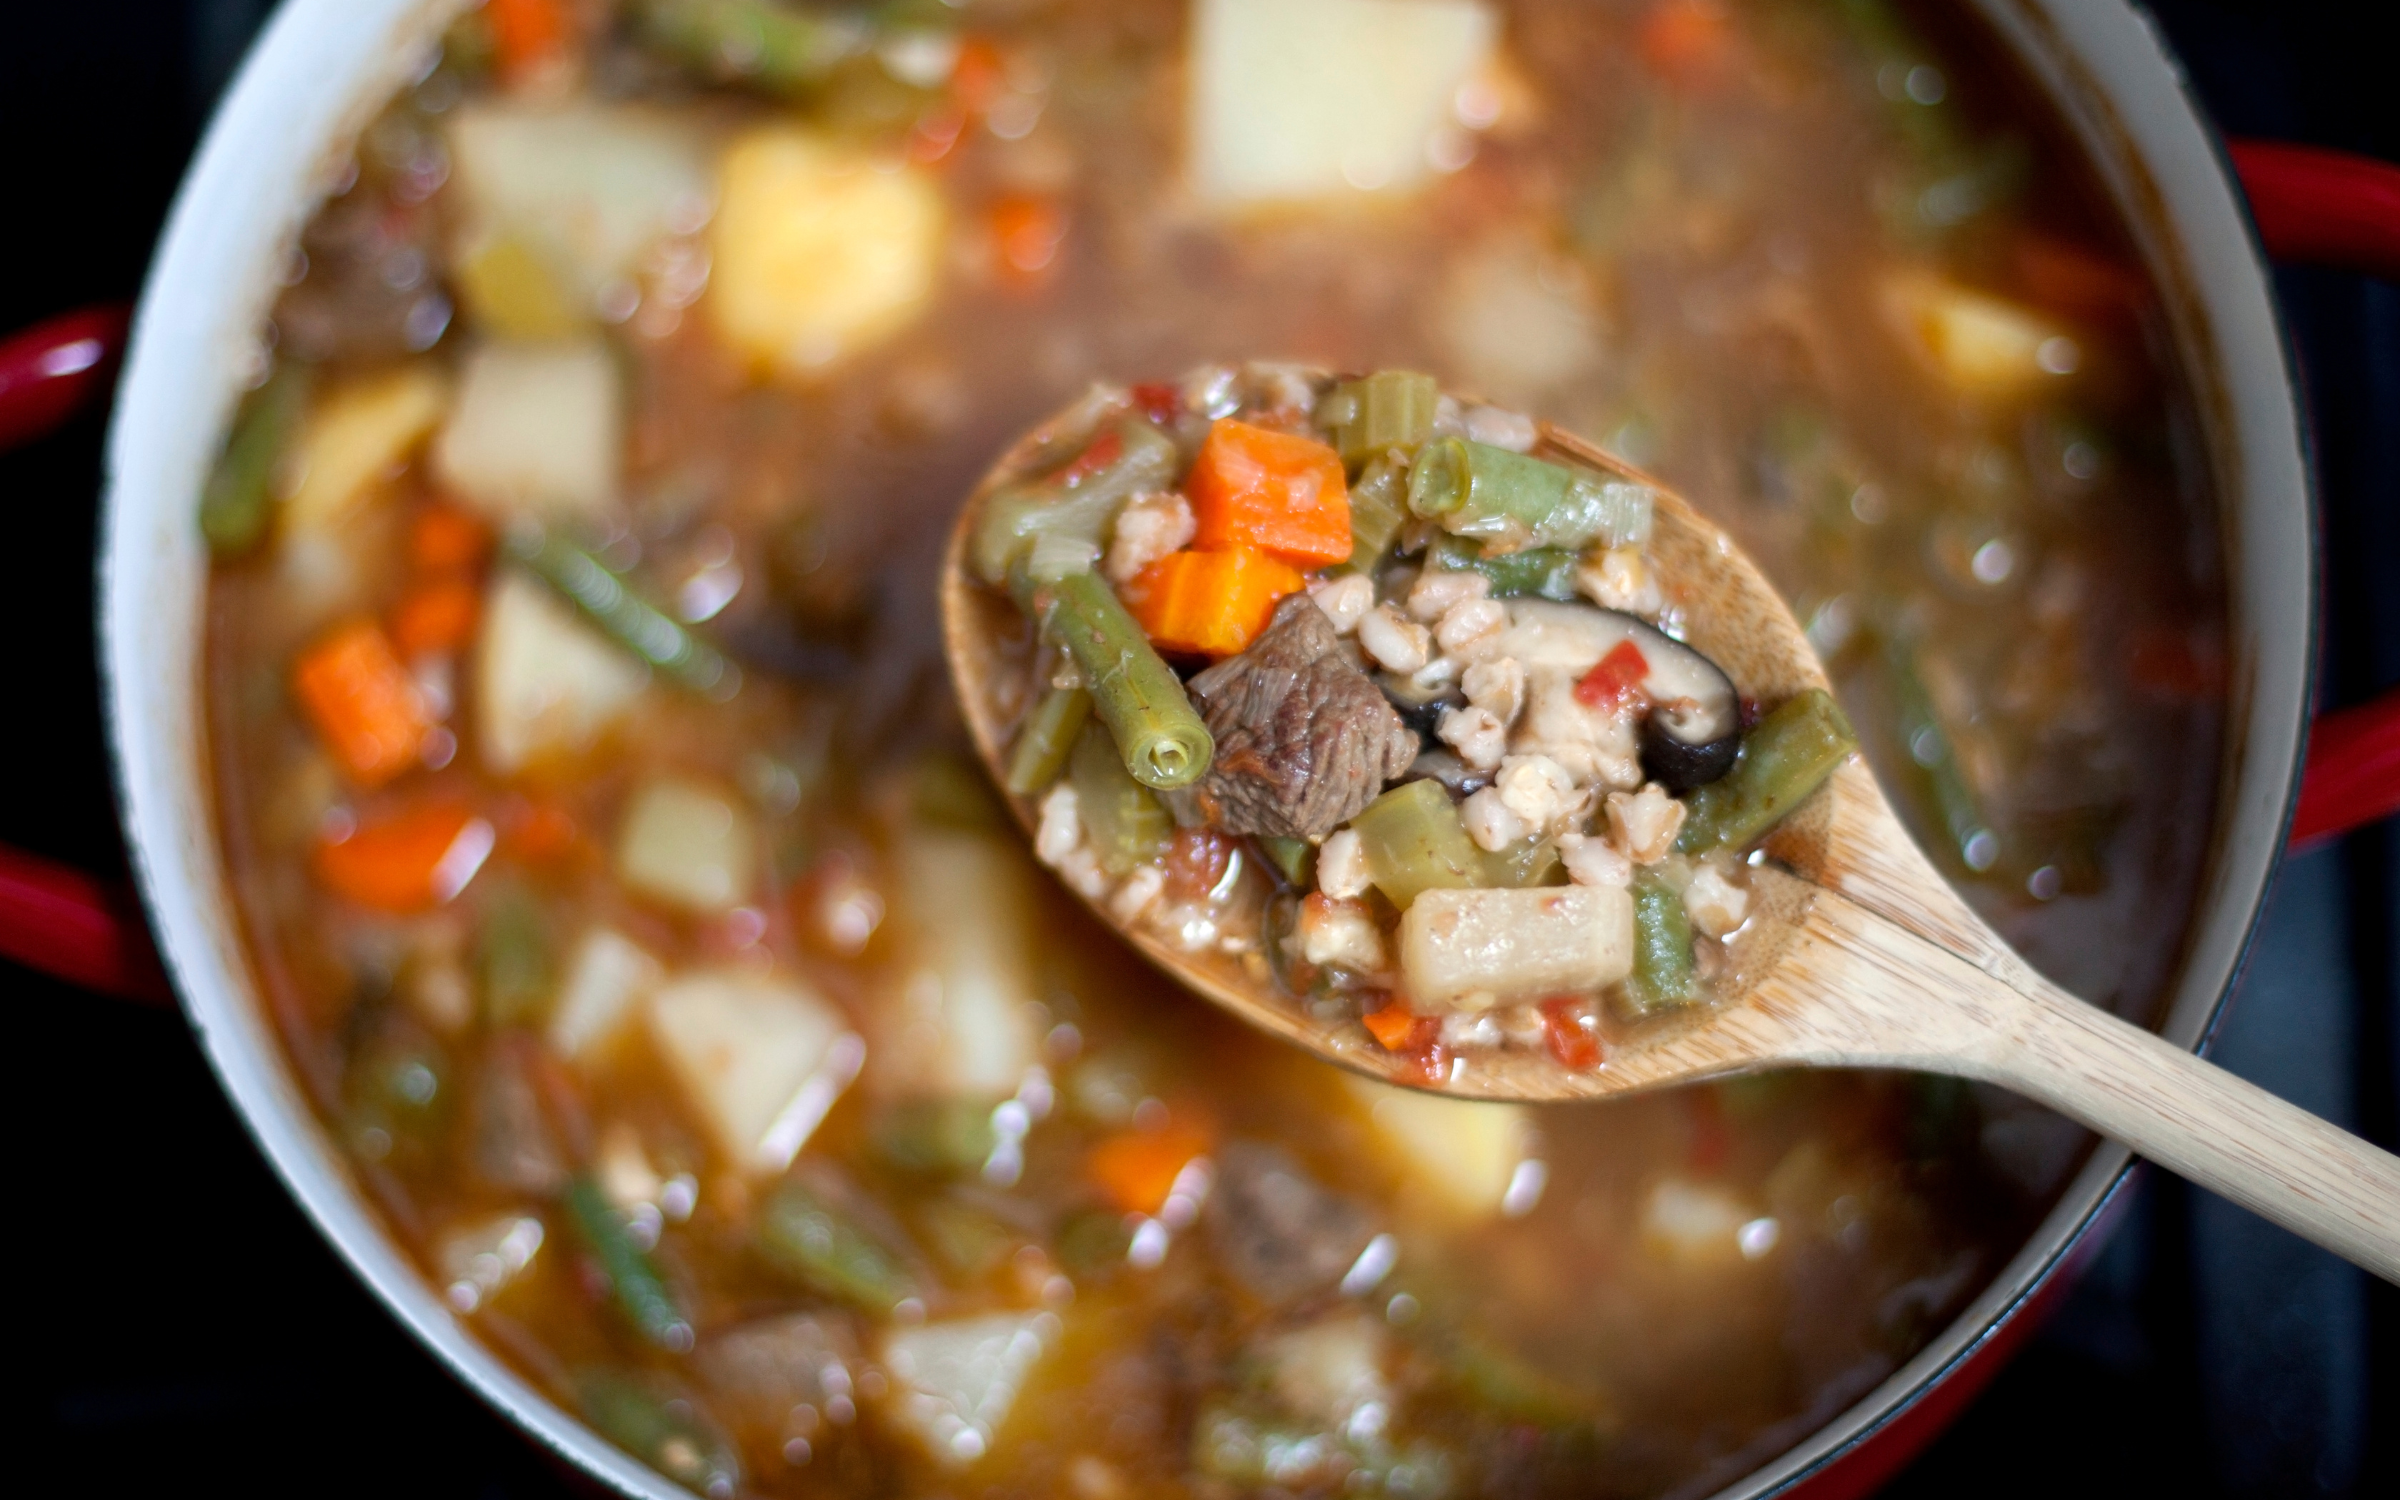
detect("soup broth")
(202, 1), (2224, 1496)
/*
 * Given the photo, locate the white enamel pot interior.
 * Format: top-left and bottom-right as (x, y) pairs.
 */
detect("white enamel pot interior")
(98, 2), (2311, 1497)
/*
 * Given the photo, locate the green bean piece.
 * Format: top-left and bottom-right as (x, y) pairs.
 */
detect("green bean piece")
(971, 418), (1182, 586)
(508, 526), (741, 698)
(477, 883), (552, 1028)
(1348, 779), (1489, 909)
(1017, 569), (1212, 790)
(576, 1370), (743, 1498)
(1428, 534), (1580, 601)
(1328, 370), (1438, 470)
(756, 1179), (921, 1314)
(1883, 638), (1997, 872)
(872, 1098), (998, 1175)
(1338, 451), (1413, 574)
(198, 365), (310, 559)
(1676, 689), (1859, 853)
(1408, 438), (1654, 553)
(565, 1176), (695, 1352)
(1004, 685), (1093, 797)
(635, 0), (869, 97)
(1069, 721), (1175, 875)
(1624, 871), (1701, 1015)
(1257, 835), (1316, 888)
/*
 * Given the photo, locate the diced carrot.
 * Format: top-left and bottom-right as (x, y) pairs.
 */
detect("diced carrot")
(990, 194), (1067, 285)
(1639, 0), (1732, 86)
(908, 105), (967, 167)
(1185, 420), (1352, 568)
(1087, 1120), (1216, 1216)
(1123, 547), (1306, 658)
(292, 620), (434, 787)
(1539, 998), (1604, 1071)
(391, 578), (484, 658)
(316, 798), (494, 913)
(409, 501), (493, 573)
(1574, 639), (1651, 709)
(487, 0), (570, 81)
(1362, 1000), (1437, 1053)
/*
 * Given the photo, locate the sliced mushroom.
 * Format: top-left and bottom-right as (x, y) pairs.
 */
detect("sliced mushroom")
(1489, 600), (1742, 792)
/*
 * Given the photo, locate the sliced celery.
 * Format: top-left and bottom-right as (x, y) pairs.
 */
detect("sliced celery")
(1408, 439), (1653, 553)
(198, 364), (310, 559)
(1348, 779), (1485, 909)
(1427, 534), (1579, 601)
(1339, 451), (1413, 574)
(1329, 370), (1438, 469)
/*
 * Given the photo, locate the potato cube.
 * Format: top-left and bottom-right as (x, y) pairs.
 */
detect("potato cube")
(1398, 884), (1632, 1006)
(647, 969), (853, 1167)
(1883, 272), (2073, 395)
(446, 101), (707, 304)
(873, 829), (1042, 1101)
(709, 127), (945, 377)
(1189, 0), (1497, 207)
(1344, 1076), (1532, 1221)
(473, 571), (648, 774)
(547, 927), (665, 1062)
(433, 342), (621, 522)
(616, 778), (758, 916)
(880, 1313), (1053, 1465)
(279, 365), (450, 536)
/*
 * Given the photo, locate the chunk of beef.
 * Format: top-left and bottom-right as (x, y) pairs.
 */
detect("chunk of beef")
(1176, 596), (1420, 839)
(1206, 1140), (1377, 1306)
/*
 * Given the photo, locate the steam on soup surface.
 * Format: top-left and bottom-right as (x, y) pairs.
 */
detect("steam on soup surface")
(201, 1), (2223, 1495)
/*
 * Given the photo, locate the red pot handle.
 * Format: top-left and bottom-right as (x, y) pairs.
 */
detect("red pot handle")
(4, 143), (2399, 1001)
(0, 305), (130, 451)
(2226, 139), (2400, 281)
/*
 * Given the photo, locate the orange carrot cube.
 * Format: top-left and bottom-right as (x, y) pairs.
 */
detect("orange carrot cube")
(292, 620), (433, 788)
(1185, 419), (1352, 568)
(1087, 1120), (1216, 1217)
(316, 799), (493, 913)
(1123, 546), (1305, 658)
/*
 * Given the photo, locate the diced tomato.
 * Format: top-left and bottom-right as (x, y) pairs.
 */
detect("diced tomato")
(292, 620), (434, 788)
(498, 796), (583, 866)
(1574, 639), (1652, 709)
(1055, 428), (1124, 488)
(1163, 827), (1238, 901)
(1185, 420), (1352, 568)
(316, 798), (493, 913)
(990, 193), (1067, 286)
(409, 501), (492, 574)
(1639, 0), (1732, 87)
(1130, 383), (1182, 424)
(1684, 1084), (1730, 1174)
(1539, 998), (1604, 1071)
(486, 0), (570, 83)
(950, 37), (1007, 118)
(1088, 1118), (1216, 1216)
(391, 578), (484, 659)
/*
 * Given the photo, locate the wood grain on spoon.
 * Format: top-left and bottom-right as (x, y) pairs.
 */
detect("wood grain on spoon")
(942, 387), (2400, 1283)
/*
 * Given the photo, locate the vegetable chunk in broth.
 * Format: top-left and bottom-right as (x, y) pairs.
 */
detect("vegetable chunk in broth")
(201, 1), (2223, 1496)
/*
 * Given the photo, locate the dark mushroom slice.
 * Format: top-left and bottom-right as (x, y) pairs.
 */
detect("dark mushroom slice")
(1492, 600), (1743, 791)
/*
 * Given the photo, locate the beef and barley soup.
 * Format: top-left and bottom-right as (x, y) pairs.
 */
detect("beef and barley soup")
(199, 1), (2225, 1496)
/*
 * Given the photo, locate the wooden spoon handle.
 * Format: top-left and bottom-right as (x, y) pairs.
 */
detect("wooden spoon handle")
(1764, 885), (2400, 1282)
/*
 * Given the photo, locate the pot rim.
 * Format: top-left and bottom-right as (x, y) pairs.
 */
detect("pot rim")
(95, 3), (2313, 1498)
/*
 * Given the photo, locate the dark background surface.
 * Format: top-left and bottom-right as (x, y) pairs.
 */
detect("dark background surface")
(3, 2), (2392, 1496)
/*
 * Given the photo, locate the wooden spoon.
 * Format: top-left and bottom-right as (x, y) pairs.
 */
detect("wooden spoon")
(941, 383), (2400, 1282)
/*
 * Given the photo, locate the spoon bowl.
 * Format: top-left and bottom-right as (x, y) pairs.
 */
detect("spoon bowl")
(942, 376), (2400, 1280)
